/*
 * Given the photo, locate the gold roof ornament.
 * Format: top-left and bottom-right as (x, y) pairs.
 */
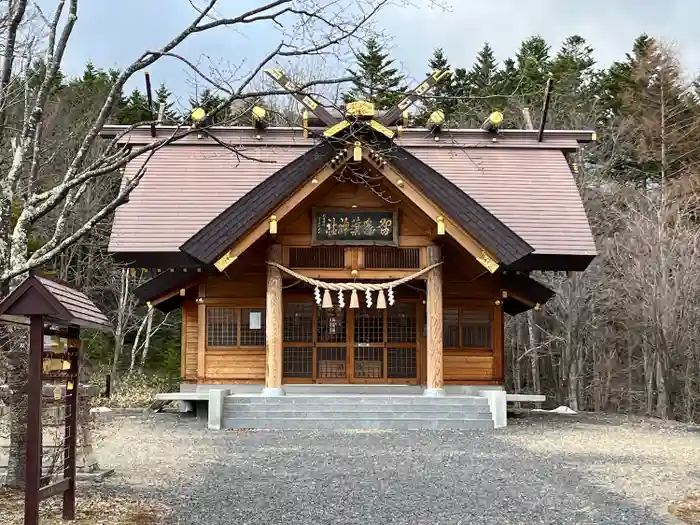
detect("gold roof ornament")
(191, 107), (206, 122)
(346, 100), (375, 119)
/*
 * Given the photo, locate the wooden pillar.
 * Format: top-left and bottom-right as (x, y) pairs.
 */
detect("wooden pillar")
(25, 315), (43, 525)
(63, 334), (80, 520)
(264, 244), (284, 395)
(197, 284), (206, 383)
(425, 245), (445, 395)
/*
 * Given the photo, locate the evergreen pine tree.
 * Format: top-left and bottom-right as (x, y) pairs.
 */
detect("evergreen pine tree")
(548, 35), (599, 128)
(419, 48), (455, 121)
(154, 83), (178, 123)
(118, 88), (153, 124)
(345, 37), (406, 109)
(469, 42), (498, 94)
(187, 88), (228, 124)
(515, 36), (551, 107)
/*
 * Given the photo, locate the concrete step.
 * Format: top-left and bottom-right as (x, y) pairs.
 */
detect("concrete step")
(282, 385), (425, 395)
(223, 409), (492, 419)
(224, 404), (491, 413)
(226, 396), (489, 406)
(223, 417), (494, 430)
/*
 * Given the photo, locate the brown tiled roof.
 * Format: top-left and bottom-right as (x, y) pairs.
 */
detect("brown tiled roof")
(104, 126), (596, 268)
(108, 137), (316, 254)
(389, 145), (532, 265)
(0, 275), (111, 331)
(404, 144), (597, 258)
(181, 142), (335, 265)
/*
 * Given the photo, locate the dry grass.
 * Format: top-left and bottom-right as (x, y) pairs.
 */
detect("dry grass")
(0, 487), (169, 525)
(670, 493), (700, 524)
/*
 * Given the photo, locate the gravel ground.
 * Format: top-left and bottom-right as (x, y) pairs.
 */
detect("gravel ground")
(89, 412), (700, 525)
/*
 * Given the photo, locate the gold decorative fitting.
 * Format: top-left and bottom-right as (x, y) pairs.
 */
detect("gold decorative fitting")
(495, 300), (502, 306)
(311, 178), (318, 184)
(534, 303), (541, 311)
(196, 297), (204, 304)
(252, 106), (267, 129)
(428, 109), (445, 127)
(397, 179), (404, 187)
(475, 249), (499, 274)
(346, 100), (375, 119)
(323, 119), (351, 138)
(351, 269), (358, 277)
(179, 288), (186, 297)
(191, 107), (206, 122)
(353, 141), (362, 162)
(269, 215), (278, 235)
(146, 301), (152, 308)
(501, 290), (508, 298)
(436, 216), (445, 235)
(214, 252), (237, 272)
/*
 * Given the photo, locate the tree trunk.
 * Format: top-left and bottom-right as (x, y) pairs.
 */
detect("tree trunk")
(4, 328), (27, 488)
(140, 308), (154, 369)
(644, 351), (655, 416)
(655, 352), (669, 419)
(128, 314), (148, 375)
(527, 310), (540, 399)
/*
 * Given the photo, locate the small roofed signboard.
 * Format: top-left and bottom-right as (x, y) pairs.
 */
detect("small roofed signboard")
(312, 209), (398, 245)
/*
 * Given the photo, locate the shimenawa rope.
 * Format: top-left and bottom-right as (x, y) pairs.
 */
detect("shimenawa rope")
(265, 261), (443, 291)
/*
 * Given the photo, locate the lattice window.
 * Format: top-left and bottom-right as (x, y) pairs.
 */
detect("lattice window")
(240, 308), (265, 346)
(289, 246), (345, 268)
(207, 307), (237, 347)
(387, 347), (417, 378)
(461, 309), (492, 348)
(354, 305), (384, 344)
(443, 308), (459, 348)
(387, 302), (416, 343)
(283, 347), (313, 378)
(284, 302), (313, 343)
(317, 306), (346, 343)
(364, 247), (420, 269)
(354, 347), (383, 378)
(317, 347), (346, 378)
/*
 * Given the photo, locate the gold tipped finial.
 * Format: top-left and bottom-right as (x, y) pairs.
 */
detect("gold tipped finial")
(191, 107), (206, 122)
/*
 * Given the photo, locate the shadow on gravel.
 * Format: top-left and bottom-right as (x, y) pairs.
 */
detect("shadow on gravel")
(103, 421), (678, 525)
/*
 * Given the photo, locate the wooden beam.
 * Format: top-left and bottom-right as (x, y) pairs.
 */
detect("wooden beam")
(265, 245), (283, 392)
(288, 269), (419, 280)
(379, 160), (500, 273)
(214, 163), (338, 272)
(425, 245), (444, 394)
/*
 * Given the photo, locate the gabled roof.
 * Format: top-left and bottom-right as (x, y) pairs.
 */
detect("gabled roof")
(0, 275), (111, 331)
(102, 125), (597, 270)
(180, 142), (335, 265)
(388, 145), (532, 266)
(179, 138), (529, 267)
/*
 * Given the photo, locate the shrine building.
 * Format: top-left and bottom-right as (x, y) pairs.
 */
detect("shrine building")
(101, 69), (596, 430)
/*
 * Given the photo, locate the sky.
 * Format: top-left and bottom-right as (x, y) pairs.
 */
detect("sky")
(49, 0), (700, 111)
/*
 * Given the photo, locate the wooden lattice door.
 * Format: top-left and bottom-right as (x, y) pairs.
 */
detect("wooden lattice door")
(282, 299), (418, 384)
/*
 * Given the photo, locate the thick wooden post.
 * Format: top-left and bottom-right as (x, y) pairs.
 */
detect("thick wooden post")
(263, 244), (284, 396)
(63, 335), (80, 520)
(25, 316), (43, 525)
(425, 245), (445, 396)
(197, 284), (206, 382)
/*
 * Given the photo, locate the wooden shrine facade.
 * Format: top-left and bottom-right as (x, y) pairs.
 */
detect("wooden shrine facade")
(102, 67), (597, 394)
(128, 157), (564, 391)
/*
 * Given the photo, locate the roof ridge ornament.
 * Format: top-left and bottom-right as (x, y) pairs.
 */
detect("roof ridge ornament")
(263, 67), (450, 140)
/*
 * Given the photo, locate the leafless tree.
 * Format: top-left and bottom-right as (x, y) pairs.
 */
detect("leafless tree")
(0, 0), (394, 488)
